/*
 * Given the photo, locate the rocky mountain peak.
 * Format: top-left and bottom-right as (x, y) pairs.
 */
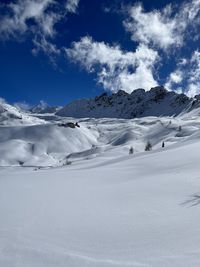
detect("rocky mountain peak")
(56, 86), (200, 119)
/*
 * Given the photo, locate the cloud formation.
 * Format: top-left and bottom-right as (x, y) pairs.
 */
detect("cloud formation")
(0, 0), (55, 38)
(66, 36), (159, 92)
(65, 0), (200, 95)
(124, 0), (200, 50)
(124, 4), (180, 50)
(165, 50), (200, 96)
(0, 0), (80, 58)
(65, 0), (80, 13)
(0, 0), (199, 96)
(32, 36), (60, 64)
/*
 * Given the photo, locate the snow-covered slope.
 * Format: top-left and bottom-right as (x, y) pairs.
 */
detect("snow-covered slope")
(1, 94), (200, 266)
(0, 122), (98, 166)
(57, 86), (200, 118)
(1, 107), (200, 167)
(0, 99), (44, 126)
(1, 122), (200, 266)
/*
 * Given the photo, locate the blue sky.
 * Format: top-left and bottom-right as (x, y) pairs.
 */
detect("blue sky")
(0, 0), (200, 106)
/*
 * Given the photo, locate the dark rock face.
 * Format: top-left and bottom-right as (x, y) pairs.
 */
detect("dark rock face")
(95, 93), (108, 102)
(57, 122), (80, 128)
(149, 86), (167, 102)
(56, 86), (200, 119)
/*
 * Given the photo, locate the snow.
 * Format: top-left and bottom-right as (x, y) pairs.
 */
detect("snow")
(56, 86), (200, 119)
(1, 107), (200, 266)
(0, 123), (98, 166)
(29, 101), (62, 114)
(0, 100), (45, 126)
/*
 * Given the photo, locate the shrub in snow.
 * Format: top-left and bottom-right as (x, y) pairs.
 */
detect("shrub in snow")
(145, 141), (152, 151)
(129, 147), (134, 154)
(162, 141), (165, 148)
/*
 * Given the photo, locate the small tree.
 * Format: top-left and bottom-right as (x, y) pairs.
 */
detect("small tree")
(162, 141), (165, 148)
(129, 146), (134, 154)
(145, 141), (152, 151)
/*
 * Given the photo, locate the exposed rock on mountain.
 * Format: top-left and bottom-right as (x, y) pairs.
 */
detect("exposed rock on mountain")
(56, 86), (200, 118)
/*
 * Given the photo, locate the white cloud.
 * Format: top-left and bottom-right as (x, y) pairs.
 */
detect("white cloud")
(181, 0), (200, 21)
(0, 0), (54, 38)
(37, 12), (60, 38)
(65, 0), (199, 95)
(0, 0), (80, 57)
(165, 50), (200, 96)
(178, 58), (188, 66)
(0, 0), (199, 96)
(124, 4), (180, 50)
(187, 50), (200, 96)
(66, 36), (159, 92)
(65, 0), (80, 13)
(124, 0), (200, 50)
(32, 36), (60, 57)
(165, 70), (184, 91)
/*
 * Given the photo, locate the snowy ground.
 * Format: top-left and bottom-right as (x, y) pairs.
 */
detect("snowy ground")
(1, 112), (200, 266)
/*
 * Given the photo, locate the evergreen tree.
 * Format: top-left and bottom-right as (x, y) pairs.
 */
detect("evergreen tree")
(129, 146), (134, 154)
(145, 141), (152, 151)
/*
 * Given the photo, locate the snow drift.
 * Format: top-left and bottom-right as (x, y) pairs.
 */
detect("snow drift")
(1, 93), (200, 266)
(0, 123), (98, 166)
(0, 99), (44, 126)
(1, 125), (200, 266)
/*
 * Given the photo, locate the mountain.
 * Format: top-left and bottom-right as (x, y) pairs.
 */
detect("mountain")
(56, 86), (200, 118)
(2, 91), (200, 266)
(30, 101), (62, 114)
(0, 99), (44, 126)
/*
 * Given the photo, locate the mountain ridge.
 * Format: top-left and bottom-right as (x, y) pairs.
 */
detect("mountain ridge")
(56, 86), (200, 119)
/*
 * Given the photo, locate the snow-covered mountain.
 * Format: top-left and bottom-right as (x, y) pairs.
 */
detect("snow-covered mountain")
(0, 99), (44, 126)
(2, 87), (200, 166)
(30, 101), (61, 114)
(2, 91), (200, 266)
(57, 86), (200, 118)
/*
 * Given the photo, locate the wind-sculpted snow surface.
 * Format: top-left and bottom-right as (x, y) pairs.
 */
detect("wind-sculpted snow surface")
(1, 109), (200, 167)
(1, 100), (200, 266)
(0, 100), (44, 126)
(1, 128), (200, 266)
(57, 86), (200, 118)
(0, 123), (98, 166)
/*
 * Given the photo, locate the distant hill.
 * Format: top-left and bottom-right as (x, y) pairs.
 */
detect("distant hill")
(30, 101), (62, 114)
(0, 99), (44, 125)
